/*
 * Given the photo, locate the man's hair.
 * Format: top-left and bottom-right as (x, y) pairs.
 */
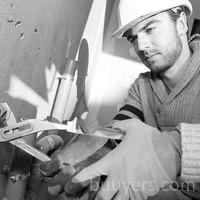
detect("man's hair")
(167, 6), (190, 37)
(168, 6), (189, 21)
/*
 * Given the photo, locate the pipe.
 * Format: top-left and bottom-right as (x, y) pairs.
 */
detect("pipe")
(50, 58), (78, 123)
(47, 58), (78, 145)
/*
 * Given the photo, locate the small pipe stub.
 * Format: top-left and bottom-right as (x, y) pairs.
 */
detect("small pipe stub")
(64, 58), (78, 77)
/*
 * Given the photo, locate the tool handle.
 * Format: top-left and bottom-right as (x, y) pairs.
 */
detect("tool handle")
(0, 122), (34, 141)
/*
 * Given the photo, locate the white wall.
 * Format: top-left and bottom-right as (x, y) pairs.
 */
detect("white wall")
(189, 0), (200, 35)
(91, 0), (147, 127)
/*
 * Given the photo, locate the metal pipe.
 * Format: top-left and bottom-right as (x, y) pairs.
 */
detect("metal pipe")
(50, 58), (78, 123)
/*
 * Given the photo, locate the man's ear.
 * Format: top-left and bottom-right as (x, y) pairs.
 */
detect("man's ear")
(176, 12), (188, 36)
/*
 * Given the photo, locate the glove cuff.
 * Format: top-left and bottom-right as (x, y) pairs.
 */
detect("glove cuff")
(181, 123), (200, 182)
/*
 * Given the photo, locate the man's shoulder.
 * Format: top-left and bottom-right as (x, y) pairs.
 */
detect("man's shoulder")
(137, 71), (152, 82)
(130, 71), (151, 89)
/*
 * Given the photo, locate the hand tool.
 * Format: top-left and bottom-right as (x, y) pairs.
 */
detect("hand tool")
(0, 120), (123, 161)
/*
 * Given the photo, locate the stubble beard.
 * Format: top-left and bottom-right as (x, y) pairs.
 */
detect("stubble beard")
(143, 34), (182, 74)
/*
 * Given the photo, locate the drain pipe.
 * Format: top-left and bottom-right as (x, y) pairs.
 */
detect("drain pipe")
(50, 58), (78, 123)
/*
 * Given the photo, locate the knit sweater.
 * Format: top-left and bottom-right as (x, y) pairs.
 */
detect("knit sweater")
(113, 34), (200, 183)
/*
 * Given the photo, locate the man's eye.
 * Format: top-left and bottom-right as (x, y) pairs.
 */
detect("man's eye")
(127, 35), (137, 44)
(146, 27), (155, 33)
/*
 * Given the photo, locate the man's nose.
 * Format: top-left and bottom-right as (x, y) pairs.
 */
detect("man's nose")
(137, 34), (150, 51)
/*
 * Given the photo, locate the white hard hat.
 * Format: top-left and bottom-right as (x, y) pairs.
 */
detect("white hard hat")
(112, 0), (193, 38)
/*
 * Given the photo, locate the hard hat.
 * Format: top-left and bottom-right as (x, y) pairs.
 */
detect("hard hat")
(112, 0), (193, 38)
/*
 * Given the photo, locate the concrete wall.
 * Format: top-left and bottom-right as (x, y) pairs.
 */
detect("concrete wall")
(0, 0), (93, 120)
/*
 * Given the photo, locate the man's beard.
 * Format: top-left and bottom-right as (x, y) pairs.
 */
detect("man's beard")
(141, 34), (182, 74)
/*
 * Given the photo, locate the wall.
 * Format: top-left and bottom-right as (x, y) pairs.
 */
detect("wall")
(89, 0), (147, 127)
(0, 0), (93, 120)
(189, 0), (200, 35)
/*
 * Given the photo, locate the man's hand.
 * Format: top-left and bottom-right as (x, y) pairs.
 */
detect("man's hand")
(37, 133), (114, 199)
(65, 119), (171, 200)
(35, 135), (66, 195)
(40, 159), (77, 196)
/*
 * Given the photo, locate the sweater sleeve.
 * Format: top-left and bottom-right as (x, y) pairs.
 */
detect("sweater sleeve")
(180, 123), (200, 182)
(113, 77), (144, 122)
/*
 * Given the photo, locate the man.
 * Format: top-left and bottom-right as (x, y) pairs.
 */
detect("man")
(66, 0), (200, 199)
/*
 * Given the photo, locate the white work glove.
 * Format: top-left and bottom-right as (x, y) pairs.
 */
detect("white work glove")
(65, 119), (171, 200)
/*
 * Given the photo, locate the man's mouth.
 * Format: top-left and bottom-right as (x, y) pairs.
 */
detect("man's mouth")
(145, 53), (159, 60)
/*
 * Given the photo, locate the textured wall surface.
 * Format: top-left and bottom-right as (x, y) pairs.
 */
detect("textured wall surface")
(0, 0), (92, 119)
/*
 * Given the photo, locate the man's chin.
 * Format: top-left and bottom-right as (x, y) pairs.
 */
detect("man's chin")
(149, 65), (170, 74)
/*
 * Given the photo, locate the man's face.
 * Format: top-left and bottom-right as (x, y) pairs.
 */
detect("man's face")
(127, 12), (182, 73)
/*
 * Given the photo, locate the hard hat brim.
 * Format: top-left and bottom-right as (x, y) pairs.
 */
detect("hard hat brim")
(111, 10), (165, 38)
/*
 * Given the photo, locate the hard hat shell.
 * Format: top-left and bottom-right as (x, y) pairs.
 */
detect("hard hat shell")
(112, 0), (193, 38)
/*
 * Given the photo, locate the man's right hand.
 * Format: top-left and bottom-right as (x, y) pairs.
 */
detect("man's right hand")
(35, 134), (69, 195)
(37, 134), (114, 199)
(40, 158), (77, 196)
